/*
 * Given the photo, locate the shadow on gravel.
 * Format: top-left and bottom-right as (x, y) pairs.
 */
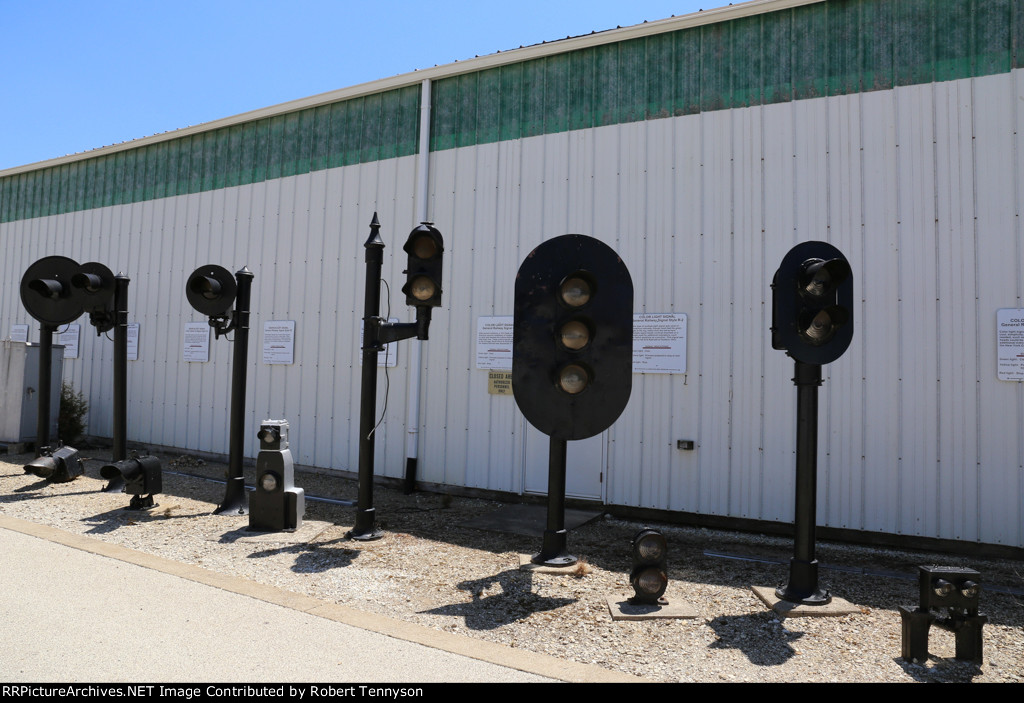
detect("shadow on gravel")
(894, 656), (982, 683)
(18, 449), (1021, 636)
(9, 481), (98, 497)
(419, 568), (576, 630)
(243, 537), (361, 573)
(80, 505), (208, 534)
(707, 613), (802, 666)
(11, 478), (48, 493)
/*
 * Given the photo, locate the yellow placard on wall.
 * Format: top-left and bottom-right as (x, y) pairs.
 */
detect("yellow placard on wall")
(488, 371), (513, 395)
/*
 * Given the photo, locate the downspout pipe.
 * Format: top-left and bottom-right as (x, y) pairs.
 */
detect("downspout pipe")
(404, 78), (431, 494)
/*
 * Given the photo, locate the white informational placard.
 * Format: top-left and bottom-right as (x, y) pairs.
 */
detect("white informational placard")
(183, 322), (211, 362)
(359, 319), (399, 367)
(127, 323), (140, 361)
(476, 316), (514, 370)
(475, 314), (688, 374)
(633, 313), (687, 374)
(58, 324), (80, 359)
(997, 308), (1024, 380)
(263, 320), (296, 365)
(10, 324), (29, 343)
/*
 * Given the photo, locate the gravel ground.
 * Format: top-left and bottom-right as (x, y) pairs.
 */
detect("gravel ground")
(2, 448), (1022, 683)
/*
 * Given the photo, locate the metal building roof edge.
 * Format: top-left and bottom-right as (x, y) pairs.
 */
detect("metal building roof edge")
(0, 0), (820, 178)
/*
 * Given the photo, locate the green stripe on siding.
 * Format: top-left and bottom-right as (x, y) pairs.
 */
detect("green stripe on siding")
(3, 0), (1021, 224)
(1, 84), (420, 223)
(429, 0), (1021, 151)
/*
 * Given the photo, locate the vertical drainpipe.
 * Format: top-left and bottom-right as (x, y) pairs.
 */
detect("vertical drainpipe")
(404, 78), (431, 494)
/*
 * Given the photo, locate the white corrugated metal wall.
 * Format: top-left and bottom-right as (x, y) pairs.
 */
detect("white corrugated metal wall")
(2, 2), (1022, 548)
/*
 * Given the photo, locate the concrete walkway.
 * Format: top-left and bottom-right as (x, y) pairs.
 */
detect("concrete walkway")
(0, 515), (634, 683)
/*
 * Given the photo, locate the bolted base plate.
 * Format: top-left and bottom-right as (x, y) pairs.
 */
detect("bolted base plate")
(347, 527), (384, 541)
(751, 586), (859, 617)
(214, 478), (249, 516)
(126, 494), (158, 511)
(530, 552), (578, 567)
(532, 528), (576, 567)
(775, 557), (832, 605)
(775, 585), (832, 605)
(348, 508), (383, 541)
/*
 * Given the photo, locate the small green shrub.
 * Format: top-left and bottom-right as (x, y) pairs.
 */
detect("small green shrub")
(58, 382), (88, 444)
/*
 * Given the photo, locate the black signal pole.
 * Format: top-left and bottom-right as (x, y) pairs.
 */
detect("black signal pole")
(353, 213), (386, 541)
(352, 214), (432, 540)
(216, 267), (254, 516)
(35, 323), (56, 457)
(99, 272), (131, 493)
(535, 436), (575, 565)
(112, 274), (129, 462)
(775, 360), (831, 604)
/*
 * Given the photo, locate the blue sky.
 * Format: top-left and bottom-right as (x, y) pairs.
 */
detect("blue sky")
(0, 0), (721, 171)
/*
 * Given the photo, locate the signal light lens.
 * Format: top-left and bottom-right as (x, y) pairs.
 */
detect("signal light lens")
(260, 472), (279, 492)
(558, 364), (589, 394)
(25, 456), (57, 479)
(633, 567), (668, 597)
(800, 309), (837, 344)
(560, 276), (592, 307)
(409, 276), (436, 302)
(801, 260), (831, 296)
(560, 320), (590, 350)
(634, 533), (667, 562)
(800, 259), (849, 298)
(190, 276), (222, 300)
(71, 273), (103, 293)
(798, 306), (849, 345)
(28, 279), (64, 299)
(409, 235), (438, 260)
(72, 270), (104, 290)
(258, 427), (280, 445)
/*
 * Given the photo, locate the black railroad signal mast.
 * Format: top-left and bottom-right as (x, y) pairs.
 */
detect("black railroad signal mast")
(770, 241), (854, 604)
(70, 262), (129, 492)
(20, 257), (162, 499)
(185, 264), (253, 515)
(20, 256), (83, 463)
(513, 234), (633, 566)
(351, 213), (444, 541)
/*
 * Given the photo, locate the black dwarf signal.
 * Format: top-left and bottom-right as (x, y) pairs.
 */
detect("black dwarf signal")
(899, 566), (987, 663)
(513, 234), (633, 565)
(100, 454), (163, 510)
(630, 529), (669, 605)
(249, 420), (305, 532)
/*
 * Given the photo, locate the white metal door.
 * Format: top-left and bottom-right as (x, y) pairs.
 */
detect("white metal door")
(523, 419), (605, 500)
